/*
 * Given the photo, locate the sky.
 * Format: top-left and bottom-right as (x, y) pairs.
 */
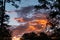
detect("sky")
(5, 0), (39, 25)
(5, 0), (60, 37)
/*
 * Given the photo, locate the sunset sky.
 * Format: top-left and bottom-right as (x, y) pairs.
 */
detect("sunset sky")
(5, 0), (39, 25)
(5, 0), (58, 38)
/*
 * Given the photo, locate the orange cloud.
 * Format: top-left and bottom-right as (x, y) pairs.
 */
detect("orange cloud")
(14, 18), (25, 22)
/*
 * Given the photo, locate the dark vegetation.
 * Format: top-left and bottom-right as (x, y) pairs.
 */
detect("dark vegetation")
(21, 32), (60, 40)
(0, 0), (21, 40)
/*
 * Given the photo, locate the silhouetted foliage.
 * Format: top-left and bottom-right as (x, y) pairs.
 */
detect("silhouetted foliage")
(38, 0), (46, 3)
(0, 0), (21, 40)
(36, 0), (60, 28)
(22, 32), (52, 40)
(49, 11), (59, 18)
(34, 4), (49, 10)
(22, 32), (37, 40)
(0, 0), (12, 40)
(6, 0), (21, 8)
(22, 32), (60, 40)
(39, 32), (51, 40)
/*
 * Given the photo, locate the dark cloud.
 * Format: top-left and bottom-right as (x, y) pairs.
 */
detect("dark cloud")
(15, 6), (34, 18)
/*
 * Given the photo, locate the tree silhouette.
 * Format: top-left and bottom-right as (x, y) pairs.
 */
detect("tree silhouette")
(35, 0), (60, 31)
(6, 0), (21, 8)
(0, 0), (12, 40)
(22, 32), (38, 40)
(22, 32), (51, 40)
(0, 0), (21, 40)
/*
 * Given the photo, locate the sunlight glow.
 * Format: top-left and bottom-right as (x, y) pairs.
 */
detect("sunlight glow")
(12, 36), (20, 40)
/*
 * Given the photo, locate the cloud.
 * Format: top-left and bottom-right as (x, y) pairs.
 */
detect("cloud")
(12, 13), (49, 37)
(10, 6), (51, 37)
(15, 6), (34, 18)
